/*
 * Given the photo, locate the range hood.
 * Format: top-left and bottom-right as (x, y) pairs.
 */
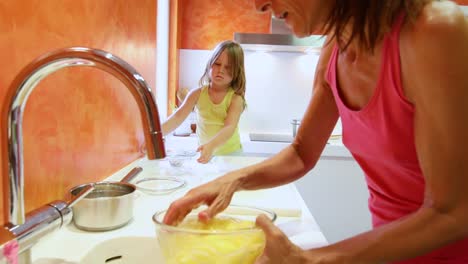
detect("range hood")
(234, 17), (325, 53)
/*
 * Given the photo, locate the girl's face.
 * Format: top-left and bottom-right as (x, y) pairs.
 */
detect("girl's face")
(253, 0), (333, 37)
(210, 49), (233, 88)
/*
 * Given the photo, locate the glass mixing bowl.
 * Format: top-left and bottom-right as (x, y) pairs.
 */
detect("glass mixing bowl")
(135, 177), (186, 195)
(166, 150), (197, 168)
(167, 154), (192, 167)
(153, 205), (277, 264)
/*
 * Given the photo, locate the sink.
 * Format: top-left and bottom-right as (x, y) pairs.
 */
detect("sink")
(32, 236), (163, 264)
(79, 236), (164, 264)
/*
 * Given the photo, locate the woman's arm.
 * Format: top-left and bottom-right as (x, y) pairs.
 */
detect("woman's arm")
(162, 88), (201, 136)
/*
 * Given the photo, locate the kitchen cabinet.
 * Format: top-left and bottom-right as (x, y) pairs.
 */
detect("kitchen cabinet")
(294, 156), (372, 243)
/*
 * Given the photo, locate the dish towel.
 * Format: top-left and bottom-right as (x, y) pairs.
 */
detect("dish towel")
(1, 240), (18, 264)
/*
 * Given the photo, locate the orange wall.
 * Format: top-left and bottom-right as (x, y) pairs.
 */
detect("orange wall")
(455, 0), (468, 4)
(179, 0), (270, 50)
(0, 0), (156, 223)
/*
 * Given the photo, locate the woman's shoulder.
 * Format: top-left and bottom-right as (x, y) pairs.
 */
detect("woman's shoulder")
(400, 1), (468, 101)
(401, 1), (467, 62)
(405, 1), (466, 42)
(423, 1), (464, 25)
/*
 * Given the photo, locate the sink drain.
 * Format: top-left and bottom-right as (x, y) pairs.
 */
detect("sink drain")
(105, 255), (123, 263)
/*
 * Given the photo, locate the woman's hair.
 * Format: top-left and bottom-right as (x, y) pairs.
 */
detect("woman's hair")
(322, 0), (434, 51)
(199, 40), (246, 108)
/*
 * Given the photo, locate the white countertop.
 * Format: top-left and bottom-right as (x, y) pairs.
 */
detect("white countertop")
(167, 133), (351, 158)
(30, 151), (328, 263)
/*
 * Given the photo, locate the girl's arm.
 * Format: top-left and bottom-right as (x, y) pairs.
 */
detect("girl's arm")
(162, 88), (201, 136)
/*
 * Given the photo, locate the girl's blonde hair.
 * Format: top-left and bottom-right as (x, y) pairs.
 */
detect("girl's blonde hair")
(199, 40), (246, 109)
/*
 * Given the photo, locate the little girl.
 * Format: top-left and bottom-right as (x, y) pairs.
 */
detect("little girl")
(162, 40), (246, 163)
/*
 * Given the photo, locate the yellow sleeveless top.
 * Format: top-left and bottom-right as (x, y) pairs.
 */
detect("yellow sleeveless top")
(195, 86), (242, 155)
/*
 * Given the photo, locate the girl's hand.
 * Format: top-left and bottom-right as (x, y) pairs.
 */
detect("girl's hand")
(197, 144), (214, 163)
(255, 214), (306, 264)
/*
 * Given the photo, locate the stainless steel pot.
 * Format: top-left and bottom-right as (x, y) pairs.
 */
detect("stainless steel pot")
(69, 166), (143, 231)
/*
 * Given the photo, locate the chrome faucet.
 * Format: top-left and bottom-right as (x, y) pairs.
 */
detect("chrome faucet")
(0, 47), (166, 262)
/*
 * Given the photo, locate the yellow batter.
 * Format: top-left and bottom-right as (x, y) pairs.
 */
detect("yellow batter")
(158, 216), (265, 264)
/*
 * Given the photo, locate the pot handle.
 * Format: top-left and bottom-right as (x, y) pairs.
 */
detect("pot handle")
(67, 184), (95, 208)
(120, 166), (143, 183)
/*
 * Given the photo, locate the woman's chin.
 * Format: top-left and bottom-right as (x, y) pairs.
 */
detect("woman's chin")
(289, 26), (307, 37)
(293, 28), (313, 38)
(289, 23), (317, 37)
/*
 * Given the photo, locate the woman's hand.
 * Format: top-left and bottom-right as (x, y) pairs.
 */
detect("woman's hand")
(255, 214), (307, 264)
(162, 174), (240, 225)
(197, 144), (215, 163)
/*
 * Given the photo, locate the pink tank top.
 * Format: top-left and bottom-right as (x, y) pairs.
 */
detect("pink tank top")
(326, 13), (468, 263)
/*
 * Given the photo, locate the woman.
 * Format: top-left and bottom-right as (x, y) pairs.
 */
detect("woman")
(164, 0), (468, 263)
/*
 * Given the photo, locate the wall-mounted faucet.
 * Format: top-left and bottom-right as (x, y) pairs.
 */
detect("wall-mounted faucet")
(0, 47), (166, 263)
